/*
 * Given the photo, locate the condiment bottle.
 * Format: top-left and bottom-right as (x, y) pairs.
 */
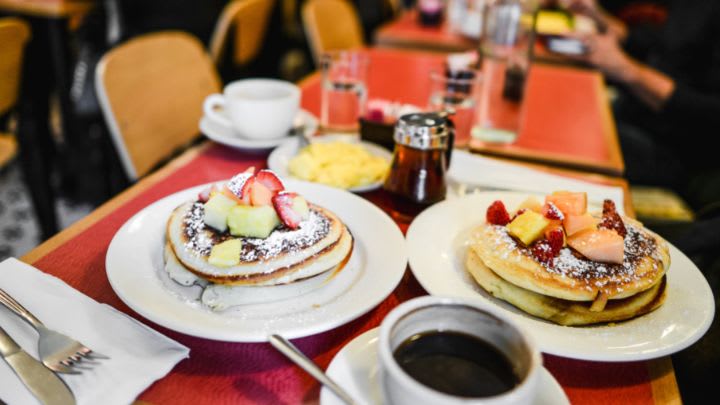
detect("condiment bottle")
(383, 112), (454, 207)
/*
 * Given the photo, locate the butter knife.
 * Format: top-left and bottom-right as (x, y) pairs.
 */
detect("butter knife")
(0, 326), (75, 405)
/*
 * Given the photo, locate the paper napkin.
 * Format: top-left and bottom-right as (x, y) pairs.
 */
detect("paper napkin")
(0, 258), (189, 405)
(448, 150), (625, 214)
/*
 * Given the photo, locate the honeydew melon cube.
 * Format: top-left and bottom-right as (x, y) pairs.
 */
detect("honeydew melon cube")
(203, 193), (237, 232)
(292, 196), (310, 220)
(208, 239), (242, 267)
(228, 205), (281, 238)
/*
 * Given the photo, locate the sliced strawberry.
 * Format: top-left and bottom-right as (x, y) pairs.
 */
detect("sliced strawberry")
(598, 199), (626, 237)
(255, 170), (285, 194)
(272, 192), (303, 229)
(250, 181), (274, 206)
(486, 200), (511, 226)
(531, 239), (555, 265)
(198, 185), (216, 203)
(542, 202), (565, 220)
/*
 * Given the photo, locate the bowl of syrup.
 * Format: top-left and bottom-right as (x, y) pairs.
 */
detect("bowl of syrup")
(378, 296), (541, 404)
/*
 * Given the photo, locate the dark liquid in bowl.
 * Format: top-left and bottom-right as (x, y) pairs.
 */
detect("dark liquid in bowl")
(393, 331), (519, 398)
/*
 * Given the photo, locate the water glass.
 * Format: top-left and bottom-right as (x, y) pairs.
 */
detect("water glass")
(427, 71), (482, 147)
(320, 51), (369, 133)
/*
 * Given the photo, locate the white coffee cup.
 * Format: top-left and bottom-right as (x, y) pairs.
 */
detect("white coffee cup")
(203, 79), (300, 139)
(378, 296), (541, 405)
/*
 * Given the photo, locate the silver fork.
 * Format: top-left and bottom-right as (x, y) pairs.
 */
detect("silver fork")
(0, 288), (107, 373)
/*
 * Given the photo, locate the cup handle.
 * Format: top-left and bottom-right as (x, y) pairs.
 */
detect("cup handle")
(203, 94), (233, 128)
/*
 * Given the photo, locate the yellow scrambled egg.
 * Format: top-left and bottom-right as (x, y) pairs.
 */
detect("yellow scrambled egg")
(288, 142), (389, 189)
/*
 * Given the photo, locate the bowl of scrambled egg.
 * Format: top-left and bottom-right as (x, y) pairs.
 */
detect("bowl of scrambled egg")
(267, 135), (392, 192)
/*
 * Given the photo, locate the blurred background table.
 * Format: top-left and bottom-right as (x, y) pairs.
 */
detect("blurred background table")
(375, 9), (476, 53)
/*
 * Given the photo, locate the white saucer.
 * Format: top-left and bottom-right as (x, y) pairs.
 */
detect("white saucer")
(320, 328), (570, 405)
(199, 109), (318, 150)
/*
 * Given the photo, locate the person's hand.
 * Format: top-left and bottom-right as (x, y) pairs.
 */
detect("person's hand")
(573, 32), (637, 82)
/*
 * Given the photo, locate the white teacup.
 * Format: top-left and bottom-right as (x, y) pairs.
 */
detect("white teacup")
(203, 79), (300, 140)
(378, 296), (541, 405)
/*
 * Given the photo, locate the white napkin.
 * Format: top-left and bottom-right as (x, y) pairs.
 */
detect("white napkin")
(448, 150), (625, 214)
(0, 258), (189, 405)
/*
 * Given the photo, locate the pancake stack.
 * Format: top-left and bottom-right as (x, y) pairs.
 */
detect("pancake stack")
(162, 169), (354, 310)
(466, 194), (670, 326)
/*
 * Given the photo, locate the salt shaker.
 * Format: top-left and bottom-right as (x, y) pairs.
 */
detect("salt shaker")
(383, 112), (454, 206)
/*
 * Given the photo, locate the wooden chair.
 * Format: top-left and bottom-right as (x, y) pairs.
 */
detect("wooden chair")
(95, 31), (221, 181)
(0, 18), (31, 169)
(302, 0), (364, 64)
(209, 0), (276, 67)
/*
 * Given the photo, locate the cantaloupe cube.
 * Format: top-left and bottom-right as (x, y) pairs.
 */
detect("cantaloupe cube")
(546, 191), (588, 216)
(567, 228), (624, 264)
(563, 213), (598, 237)
(507, 211), (550, 246)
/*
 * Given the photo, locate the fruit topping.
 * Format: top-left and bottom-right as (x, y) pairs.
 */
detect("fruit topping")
(272, 192), (310, 230)
(198, 184), (220, 203)
(598, 199), (627, 238)
(542, 202), (565, 220)
(516, 196), (543, 214)
(203, 193), (237, 232)
(546, 227), (565, 252)
(227, 205), (281, 238)
(486, 200), (512, 226)
(208, 239), (242, 267)
(563, 213), (598, 237)
(226, 168), (256, 203)
(249, 180), (275, 206)
(507, 210), (551, 246)
(531, 240), (554, 265)
(545, 191), (587, 216)
(255, 170), (285, 194)
(567, 228), (624, 264)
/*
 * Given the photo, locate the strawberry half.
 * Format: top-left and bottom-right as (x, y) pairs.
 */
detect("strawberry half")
(250, 181), (275, 206)
(598, 199), (626, 237)
(486, 200), (511, 226)
(198, 184), (218, 203)
(255, 170), (285, 194)
(531, 240), (556, 265)
(546, 227), (565, 254)
(272, 192), (303, 229)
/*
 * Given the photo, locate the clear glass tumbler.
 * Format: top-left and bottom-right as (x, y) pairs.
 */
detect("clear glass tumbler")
(427, 71), (482, 147)
(320, 51), (369, 133)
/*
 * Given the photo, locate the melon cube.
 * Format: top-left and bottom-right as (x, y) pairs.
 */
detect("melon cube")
(563, 213), (598, 237)
(208, 239), (242, 267)
(507, 210), (551, 246)
(546, 191), (588, 216)
(516, 196), (543, 214)
(203, 193), (238, 232)
(567, 229), (624, 264)
(228, 205), (281, 238)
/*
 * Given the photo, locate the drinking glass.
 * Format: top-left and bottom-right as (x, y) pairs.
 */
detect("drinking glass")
(320, 51), (369, 133)
(427, 71), (482, 147)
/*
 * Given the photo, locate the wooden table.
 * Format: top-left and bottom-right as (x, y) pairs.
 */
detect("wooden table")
(15, 46), (682, 404)
(304, 48), (624, 176)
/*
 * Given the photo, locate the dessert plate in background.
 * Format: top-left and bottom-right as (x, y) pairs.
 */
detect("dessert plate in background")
(106, 180), (407, 342)
(267, 135), (392, 193)
(320, 328), (570, 405)
(405, 191), (715, 362)
(199, 108), (318, 150)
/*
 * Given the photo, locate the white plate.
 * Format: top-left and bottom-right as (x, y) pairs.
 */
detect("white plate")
(105, 180), (407, 342)
(267, 135), (392, 193)
(405, 191), (715, 362)
(199, 109), (318, 150)
(320, 327), (570, 405)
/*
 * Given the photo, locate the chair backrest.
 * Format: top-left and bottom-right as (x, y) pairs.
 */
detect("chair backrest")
(0, 17), (31, 116)
(302, 0), (364, 64)
(96, 31), (221, 180)
(209, 0), (276, 67)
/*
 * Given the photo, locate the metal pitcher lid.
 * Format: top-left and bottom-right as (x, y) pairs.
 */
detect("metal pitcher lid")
(394, 112), (452, 150)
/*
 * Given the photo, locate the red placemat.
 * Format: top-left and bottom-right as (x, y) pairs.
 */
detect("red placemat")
(31, 144), (652, 404)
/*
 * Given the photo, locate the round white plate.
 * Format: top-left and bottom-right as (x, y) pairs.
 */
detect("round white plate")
(405, 191), (715, 362)
(199, 109), (318, 150)
(105, 180), (407, 342)
(320, 327), (570, 405)
(267, 135), (392, 193)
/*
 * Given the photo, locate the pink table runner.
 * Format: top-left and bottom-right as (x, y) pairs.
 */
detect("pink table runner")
(28, 144), (656, 404)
